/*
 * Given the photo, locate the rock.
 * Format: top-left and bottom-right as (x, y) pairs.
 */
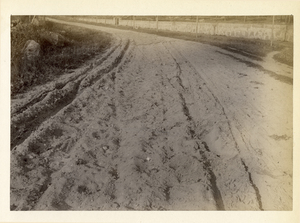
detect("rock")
(22, 40), (40, 62)
(19, 40), (41, 79)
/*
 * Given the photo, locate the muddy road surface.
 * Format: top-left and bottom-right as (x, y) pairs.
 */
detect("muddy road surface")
(11, 18), (293, 210)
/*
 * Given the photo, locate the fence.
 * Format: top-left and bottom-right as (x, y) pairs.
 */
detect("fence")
(60, 16), (293, 42)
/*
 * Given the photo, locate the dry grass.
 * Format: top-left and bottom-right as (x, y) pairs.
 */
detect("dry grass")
(11, 18), (112, 96)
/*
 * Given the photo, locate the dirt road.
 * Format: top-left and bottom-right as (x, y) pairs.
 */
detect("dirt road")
(11, 18), (293, 210)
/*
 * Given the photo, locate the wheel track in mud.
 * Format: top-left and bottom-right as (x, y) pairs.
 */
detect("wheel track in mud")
(11, 39), (121, 116)
(10, 36), (134, 210)
(11, 37), (124, 119)
(171, 47), (264, 210)
(109, 40), (234, 210)
(164, 41), (263, 210)
(162, 42), (225, 210)
(11, 38), (130, 149)
(89, 38), (135, 210)
(88, 40), (218, 210)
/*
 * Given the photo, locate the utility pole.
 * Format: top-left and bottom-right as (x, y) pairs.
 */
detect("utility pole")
(196, 16), (199, 38)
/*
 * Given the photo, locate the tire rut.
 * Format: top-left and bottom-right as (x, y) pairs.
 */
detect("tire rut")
(11, 77), (85, 149)
(11, 39), (121, 116)
(162, 42), (225, 209)
(241, 159), (264, 210)
(164, 41), (263, 210)
(174, 48), (265, 210)
(195, 142), (225, 210)
(10, 35), (134, 210)
(11, 39), (131, 149)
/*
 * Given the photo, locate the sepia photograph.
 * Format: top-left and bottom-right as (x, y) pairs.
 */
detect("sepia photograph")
(10, 15), (293, 211)
(1, 0), (300, 222)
